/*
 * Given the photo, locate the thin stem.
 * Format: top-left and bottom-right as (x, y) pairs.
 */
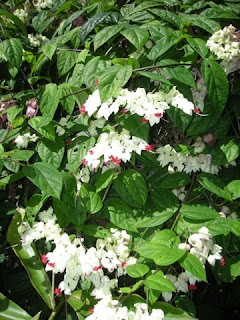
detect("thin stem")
(133, 63), (192, 72)
(51, 272), (55, 305)
(48, 300), (65, 320)
(60, 84), (97, 100)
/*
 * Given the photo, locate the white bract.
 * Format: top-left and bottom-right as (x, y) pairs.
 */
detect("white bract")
(28, 34), (48, 47)
(82, 129), (152, 170)
(82, 87), (196, 126)
(156, 144), (219, 174)
(14, 133), (39, 148)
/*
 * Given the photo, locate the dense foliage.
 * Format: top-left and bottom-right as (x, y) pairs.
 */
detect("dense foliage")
(1, 0), (240, 319)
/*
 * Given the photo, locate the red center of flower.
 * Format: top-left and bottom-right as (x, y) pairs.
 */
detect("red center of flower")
(54, 288), (62, 297)
(93, 265), (103, 271)
(82, 158), (88, 166)
(80, 105), (86, 115)
(194, 108), (200, 114)
(122, 109), (127, 115)
(48, 262), (55, 268)
(141, 118), (149, 124)
(221, 258), (226, 266)
(188, 284), (197, 291)
(89, 150), (94, 155)
(41, 254), (49, 264)
(89, 308), (94, 314)
(109, 155), (121, 166)
(155, 113), (162, 117)
(121, 261), (127, 268)
(95, 79), (99, 85)
(145, 144), (155, 152)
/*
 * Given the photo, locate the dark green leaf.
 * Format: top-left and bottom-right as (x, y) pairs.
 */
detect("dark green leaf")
(121, 28), (149, 50)
(94, 24), (125, 51)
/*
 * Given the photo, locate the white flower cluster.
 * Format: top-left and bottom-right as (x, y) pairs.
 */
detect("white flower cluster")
(33, 0), (53, 10)
(162, 271), (197, 302)
(172, 187), (187, 202)
(178, 227), (223, 266)
(28, 34), (48, 47)
(14, 133), (39, 148)
(206, 25), (240, 61)
(156, 144), (219, 174)
(14, 8), (29, 23)
(86, 297), (164, 320)
(82, 129), (153, 170)
(221, 57), (240, 75)
(21, 208), (137, 296)
(82, 87), (196, 126)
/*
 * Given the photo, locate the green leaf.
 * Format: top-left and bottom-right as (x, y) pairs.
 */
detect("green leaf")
(153, 302), (194, 319)
(23, 162), (63, 199)
(94, 24), (125, 51)
(84, 191), (103, 214)
(121, 28), (149, 50)
(0, 9), (27, 35)
(157, 172), (191, 188)
(79, 13), (110, 42)
(37, 137), (65, 168)
(144, 271), (176, 292)
(53, 173), (86, 227)
(179, 13), (221, 33)
(148, 9), (181, 28)
(95, 170), (114, 193)
(58, 83), (77, 114)
(113, 169), (148, 208)
(10, 150), (34, 162)
(198, 173), (232, 201)
(137, 243), (171, 260)
(159, 61), (196, 88)
(57, 51), (79, 76)
(126, 264), (150, 278)
(121, 114), (149, 141)
(200, 8), (240, 20)
(39, 83), (59, 127)
(99, 65), (132, 102)
(67, 137), (96, 174)
(82, 56), (111, 87)
(26, 194), (49, 224)
(29, 117), (55, 142)
(3, 38), (23, 78)
(6, 213), (55, 310)
(67, 290), (85, 313)
(0, 292), (32, 320)
(154, 248), (186, 266)
(213, 138), (240, 165)
(230, 255), (240, 277)
(107, 198), (174, 231)
(42, 43), (57, 60)
(227, 180), (240, 200)
(179, 252), (207, 282)
(187, 38), (209, 58)
(150, 188), (179, 213)
(119, 280), (143, 294)
(201, 58), (229, 116)
(147, 27), (179, 61)
(137, 71), (172, 86)
(181, 204), (219, 221)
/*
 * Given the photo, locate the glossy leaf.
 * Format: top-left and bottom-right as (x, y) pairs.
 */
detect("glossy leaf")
(179, 252), (207, 282)
(39, 83), (59, 127)
(0, 292), (32, 320)
(3, 38), (23, 78)
(121, 28), (149, 50)
(181, 204), (219, 221)
(37, 137), (65, 168)
(29, 117), (56, 142)
(144, 271), (176, 292)
(94, 24), (125, 51)
(126, 264), (150, 278)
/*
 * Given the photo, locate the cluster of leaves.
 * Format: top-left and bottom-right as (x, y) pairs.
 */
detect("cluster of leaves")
(1, 0), (240, 319)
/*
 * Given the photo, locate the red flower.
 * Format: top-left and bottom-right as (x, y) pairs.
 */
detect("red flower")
(194, 108), (200, 114)
(221, 258), (226, 266)
(89, 150), (94, 155)
(155, 113), (162, 117)
(54, 288), (62, 297)
(89, 308), (94, 314)
(82, 158), (88, 166)
(41, 254), (49, 264)
(141, 118), (149, 124)
(122, 109), (127, 115)
(188, 284), (197, 291)
(145, 144), (154, 152)
(48, 262), (55, 268)
(80, 105), (86, 115)
(121, 261), (127, 268)
(93, 265), (103, 271)
(95, 79), (99, 85)
(109, 155), (121, 166)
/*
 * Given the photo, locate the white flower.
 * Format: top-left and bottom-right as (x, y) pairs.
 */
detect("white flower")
(178, 243), (190, 251)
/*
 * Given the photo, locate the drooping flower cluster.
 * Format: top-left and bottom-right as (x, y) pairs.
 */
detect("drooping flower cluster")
(156, 143), (219, 174)
(82, 129), (153, 170)
(178, 227), (223, 266)
(82, 87), (196, 126)
(28, 34), (48, 47)
(206, 25), (240, 61)
(33, 0), (53, 10)
(162, 271), (197, 302)
(14, 133), (39, 148)
(191, 70), (207, 112)
(21, 208), (137, 296)
(207, 25), (240, 74)
(14, 7), (30, 23)
(86, 297), (164, 320)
